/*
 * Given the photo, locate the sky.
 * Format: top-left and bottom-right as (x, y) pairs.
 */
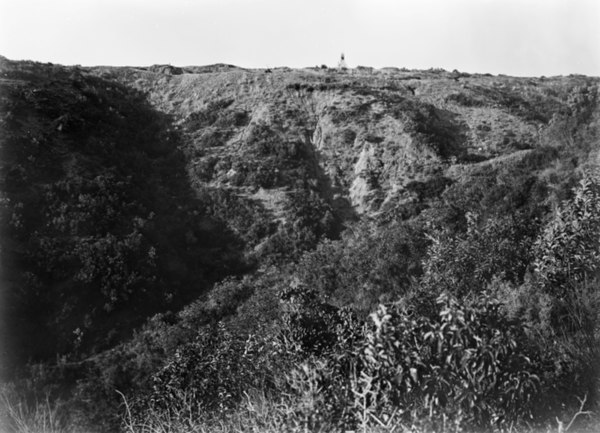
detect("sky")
(0, 0), (599, 77)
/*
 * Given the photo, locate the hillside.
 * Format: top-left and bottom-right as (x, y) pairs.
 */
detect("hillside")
(1, 57), (599, 432)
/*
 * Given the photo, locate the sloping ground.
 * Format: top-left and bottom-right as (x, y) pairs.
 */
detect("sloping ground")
(2, 56), (600, 432)
(2, 57), (599, 369)
(91, 63), (599, 224)
(0, 57), (248, 373)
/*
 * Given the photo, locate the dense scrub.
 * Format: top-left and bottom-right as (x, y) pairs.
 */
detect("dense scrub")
(1, 57), (599, 432)
(0, 58), (248, 371)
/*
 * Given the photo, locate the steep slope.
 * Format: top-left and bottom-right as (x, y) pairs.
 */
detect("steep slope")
(91, 64), (599, 228)
(2, 57), (600, 432)
(0, 58), (248, 373)
(2, 58), (599, 369)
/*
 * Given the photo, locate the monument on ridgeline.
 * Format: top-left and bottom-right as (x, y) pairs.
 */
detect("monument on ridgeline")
(337, 53), (348, 70)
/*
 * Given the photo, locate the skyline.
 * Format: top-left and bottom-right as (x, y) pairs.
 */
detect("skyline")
(1, 0), (599, 77)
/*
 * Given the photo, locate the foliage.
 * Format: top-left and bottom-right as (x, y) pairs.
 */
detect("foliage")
(147, 323), (279, 416)
(534, 175), (600, 297)
(525, 175), (600, 415)
(1, 60), (247, 367)
(36, 174), (158, 311)
(358, 292), (540, 430)
(279, 281), (363, 356)
(295, 223), (426, 312)
(420, 212), (538, 299)
(258, 189), (337, 262)
(198, 187), (276, 249)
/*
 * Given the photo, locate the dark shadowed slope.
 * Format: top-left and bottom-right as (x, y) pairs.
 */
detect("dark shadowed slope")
(0, 57), (248, 376)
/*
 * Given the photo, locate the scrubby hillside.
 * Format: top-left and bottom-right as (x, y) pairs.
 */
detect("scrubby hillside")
(0, 57), (248, 370)
(1, 57), (599, 432)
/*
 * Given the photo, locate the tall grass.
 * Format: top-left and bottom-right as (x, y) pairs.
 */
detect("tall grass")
(117, 392), (598, 433)
(1, 381), (597, 433)
(0, 386), (73, 433)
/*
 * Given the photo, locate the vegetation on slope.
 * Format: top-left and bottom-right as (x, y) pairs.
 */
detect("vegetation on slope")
(1, 57), (599, 432)
(0, 57), (248, 371)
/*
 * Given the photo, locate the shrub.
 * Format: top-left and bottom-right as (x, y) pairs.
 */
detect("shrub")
(534, 175), (600, 298)
(147, 323), (279, 417)
(280, 359), (353, 432)
(356, 292), (540, 430)
(419, 212), (538, 302)
(258, 190), (336, 263)
(276, 282), (364, 430)
(295, 223), (427, 312)
(279, 281), (362, 357)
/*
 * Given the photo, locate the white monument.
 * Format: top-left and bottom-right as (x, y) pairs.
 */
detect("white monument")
(337, 53), (348, 70)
